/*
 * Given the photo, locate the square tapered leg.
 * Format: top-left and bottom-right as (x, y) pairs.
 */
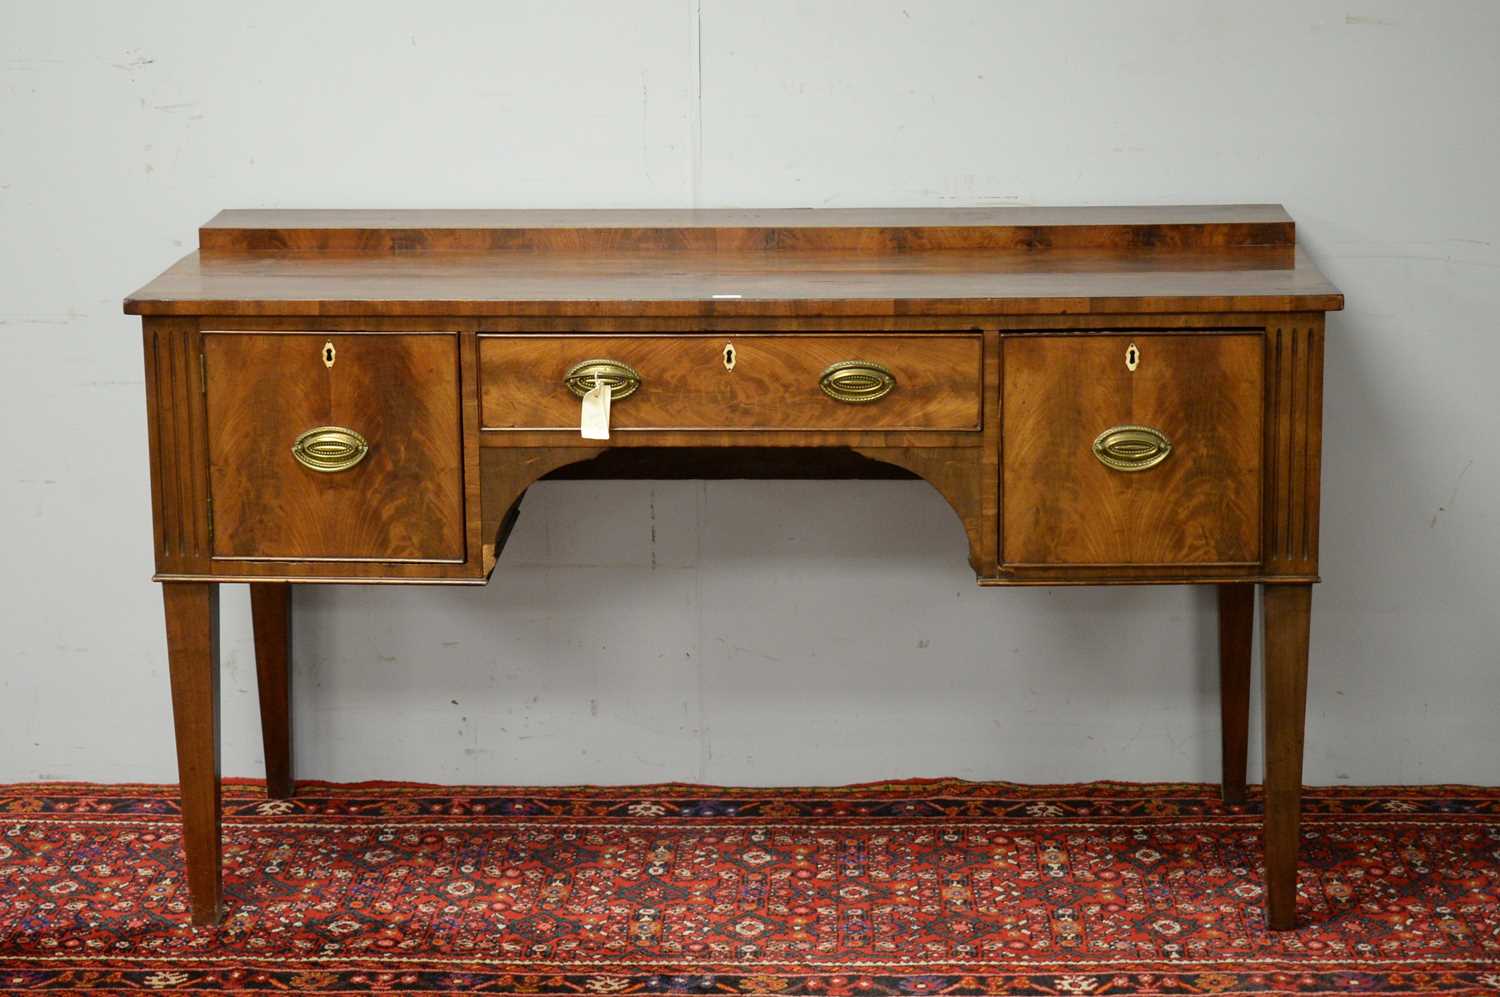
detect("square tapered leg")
(1261, 583), (1312, 930)
(163, 581), (223, 926)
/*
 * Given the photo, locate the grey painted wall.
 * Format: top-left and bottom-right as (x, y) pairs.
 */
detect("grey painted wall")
(2, 1), (1496, 786)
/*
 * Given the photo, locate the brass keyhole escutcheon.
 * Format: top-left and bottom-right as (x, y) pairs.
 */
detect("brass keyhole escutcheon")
(723, 342), (736, 371)
(1125, 341), (1139, 372)
(323, 341), (336, 369)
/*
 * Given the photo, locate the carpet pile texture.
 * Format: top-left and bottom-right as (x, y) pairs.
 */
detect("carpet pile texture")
(0, 780), (1497, 994)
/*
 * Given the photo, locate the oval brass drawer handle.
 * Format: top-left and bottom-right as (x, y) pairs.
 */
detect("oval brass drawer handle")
(1092, 425), (1172, 472)
(818, 360), (896, 403)
(564, 359), (641, 400)
(291, 426), (369, 473)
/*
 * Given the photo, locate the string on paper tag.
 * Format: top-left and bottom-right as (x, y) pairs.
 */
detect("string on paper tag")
(580, 379), (611, 439)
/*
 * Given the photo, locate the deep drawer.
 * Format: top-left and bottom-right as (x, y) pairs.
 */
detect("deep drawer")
(203, 331), (465, 562)
(1002, 332), (1264, 567)
(478, 334), (983, 432)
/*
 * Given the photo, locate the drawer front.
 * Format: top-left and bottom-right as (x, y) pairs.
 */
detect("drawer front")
(1002, 333), (1263, 567)
(479, 335), (982, 431)
(204, 332), (465, 561)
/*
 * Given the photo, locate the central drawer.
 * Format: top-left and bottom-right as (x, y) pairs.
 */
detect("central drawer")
(478, 335), (983, 432)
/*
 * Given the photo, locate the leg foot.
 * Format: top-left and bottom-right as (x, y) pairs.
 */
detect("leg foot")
(1261, 583), (1312, 930)
(1218, 584), (1253, 805)
(250, 583), (294, 799)
(164, 582), (223, 926)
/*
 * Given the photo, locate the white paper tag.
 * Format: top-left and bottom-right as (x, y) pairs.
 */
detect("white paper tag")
(580, 381), (611, 439)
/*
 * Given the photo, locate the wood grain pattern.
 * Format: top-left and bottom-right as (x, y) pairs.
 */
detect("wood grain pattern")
(203, 332), (465, 561)
(472, 310), (1306, 335)
(979, 569), (1316, 587)
(1218, 583), (1254, 805)
(124, 247), (1341, 318)
(250, 583), (293, 800)
(1001, 333), (1264, 567)
(480, 429), (981, 449)
(1262, 583), (1313, 930)
(479, 335), (981, 432)
(1264, 320), (1325, 577)
(142, 318), (211, 574)
(198, 205), (1296, 259)
(163, 582), (221, 926)
(155, 571), (488, 586)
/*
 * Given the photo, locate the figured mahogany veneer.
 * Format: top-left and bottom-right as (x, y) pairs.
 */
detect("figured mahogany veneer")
(479, 334), (982, 432)
(203, 332), (466, 562)
(126, 206), (1341, 930)
(1002, 333), (1263, 567)
(196, 205), (1300, 257)
(126, 205), (1339, 318)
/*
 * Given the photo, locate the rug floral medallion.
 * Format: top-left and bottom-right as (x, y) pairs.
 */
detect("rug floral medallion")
(0, 781), (1497, 995)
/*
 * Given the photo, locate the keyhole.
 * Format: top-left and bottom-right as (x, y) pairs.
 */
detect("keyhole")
(323, 341), (336, 369)
(1125, 342), (1139, 372)
(723, 342), (736, 371)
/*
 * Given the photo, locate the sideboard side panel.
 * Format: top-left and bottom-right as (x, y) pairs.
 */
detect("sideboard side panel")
(143, 316), (211, 576)
(1263, 316), (1325, 579)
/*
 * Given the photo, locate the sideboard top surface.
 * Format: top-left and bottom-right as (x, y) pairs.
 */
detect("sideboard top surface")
(125, 205), (1343, 318)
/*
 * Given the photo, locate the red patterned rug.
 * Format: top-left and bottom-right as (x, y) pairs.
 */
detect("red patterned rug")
(1, 781), (1498, 995)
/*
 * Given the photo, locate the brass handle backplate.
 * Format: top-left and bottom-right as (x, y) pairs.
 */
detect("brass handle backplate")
(292, 426), (369, 473)
(564, 359), (641, 400)
(1092, 425), (1172, 472)
(818, 360), (896, 403)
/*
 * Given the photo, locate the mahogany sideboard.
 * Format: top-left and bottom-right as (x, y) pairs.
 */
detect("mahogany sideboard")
(124, 206), (1342, 930)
